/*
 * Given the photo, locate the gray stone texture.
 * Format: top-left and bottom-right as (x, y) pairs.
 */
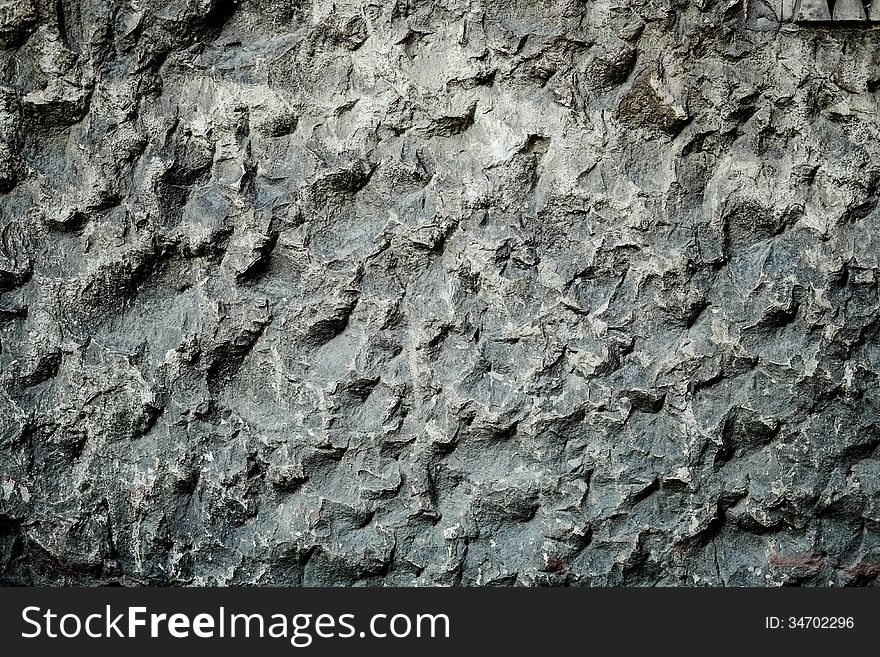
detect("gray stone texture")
(2, 0), (880, 586)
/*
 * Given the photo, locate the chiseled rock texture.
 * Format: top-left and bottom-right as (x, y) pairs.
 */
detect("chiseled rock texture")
(2, 0), (880, 586)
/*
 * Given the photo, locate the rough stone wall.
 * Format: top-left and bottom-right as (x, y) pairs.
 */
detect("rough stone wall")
(1, 0), (880, 586)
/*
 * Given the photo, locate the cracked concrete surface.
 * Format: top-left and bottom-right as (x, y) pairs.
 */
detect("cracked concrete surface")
(1, 0), (880, 586)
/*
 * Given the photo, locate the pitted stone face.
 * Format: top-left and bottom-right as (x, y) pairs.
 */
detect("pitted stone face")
(748, 0), (880, 27)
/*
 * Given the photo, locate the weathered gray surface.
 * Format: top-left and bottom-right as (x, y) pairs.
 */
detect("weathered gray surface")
(2, 0), (880, 586)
